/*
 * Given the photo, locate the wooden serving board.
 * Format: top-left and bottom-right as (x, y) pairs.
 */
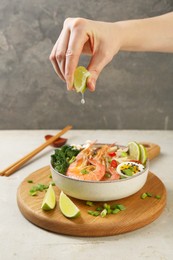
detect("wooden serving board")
(17, 143), (166, 237)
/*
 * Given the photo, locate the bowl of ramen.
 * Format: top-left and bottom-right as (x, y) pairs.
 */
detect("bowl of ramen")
(50, 141), (149, 201)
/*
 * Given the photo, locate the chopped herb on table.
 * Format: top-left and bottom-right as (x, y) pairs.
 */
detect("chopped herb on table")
(141, 192), (161, 200)
(88, 210), (100, 216)
(29, 183), (49, 196)
(86, 202), (126, 217)
(50, 181), (56, 186)
(146, 192), (152, 197)
(86, 201), (94, 207)
(141, 193), (148, 199)
(100, 209), (107, 218)
(27, 180), (33, 183)
(96, 207), (104, 211)
(155, 195), (161, 199)
(112, 208), (120, 214)
(116, 204), (126, 211)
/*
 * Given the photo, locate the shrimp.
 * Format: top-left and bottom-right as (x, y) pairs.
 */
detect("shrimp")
(66, 143), (119, 181)
(107, 166), (120, 180)
(95, 145), (110, 161)
(101, 166), (120, 181)
(66, 156), (106, 181)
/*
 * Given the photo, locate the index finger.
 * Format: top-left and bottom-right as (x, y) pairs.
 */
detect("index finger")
(65, 29), (89, 90)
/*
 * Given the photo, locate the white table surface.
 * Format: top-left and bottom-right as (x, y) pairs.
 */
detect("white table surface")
(0, 130), (173, 260)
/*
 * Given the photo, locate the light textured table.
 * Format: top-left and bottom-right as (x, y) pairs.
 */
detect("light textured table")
(0, 130), (173, 260)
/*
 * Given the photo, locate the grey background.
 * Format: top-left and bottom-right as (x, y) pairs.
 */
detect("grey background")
(0, 0), (173, 130)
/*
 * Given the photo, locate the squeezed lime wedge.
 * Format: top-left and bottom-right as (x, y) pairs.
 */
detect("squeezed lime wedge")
(59, 191), (80, 218)
(41, 184), (56, 211)
(74, 66), (90, 93)
(139, 144), (147, 164)
(128, 141), (140, 161)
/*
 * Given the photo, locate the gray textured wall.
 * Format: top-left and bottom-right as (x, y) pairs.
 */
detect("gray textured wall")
(0, 0), (173, 130)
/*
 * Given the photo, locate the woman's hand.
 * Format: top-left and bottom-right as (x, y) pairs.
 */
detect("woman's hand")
(50, 13), (173, 91)
(49, 18), (121, 91)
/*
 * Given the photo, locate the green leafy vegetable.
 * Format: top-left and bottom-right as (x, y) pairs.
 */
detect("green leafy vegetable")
(51, 145), (80, 174)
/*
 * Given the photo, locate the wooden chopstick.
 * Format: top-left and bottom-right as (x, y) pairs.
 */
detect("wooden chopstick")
(0, 125), (72, 177)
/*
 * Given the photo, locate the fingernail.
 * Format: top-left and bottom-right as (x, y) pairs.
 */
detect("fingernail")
(67, 81), (73, 91)
(88, 79), (96, 92)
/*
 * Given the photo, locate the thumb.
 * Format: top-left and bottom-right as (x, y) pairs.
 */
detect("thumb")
(87, 49), (111, 91)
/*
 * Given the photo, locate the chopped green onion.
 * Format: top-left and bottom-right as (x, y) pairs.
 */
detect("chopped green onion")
(29, 183), (49, 196)
(111, 204), (118, 210)
(104, 173), (111, 178)
(100, 209), (107, 218)
(88, 210), (100, 216)
(37, 184), (47, 191)
(27, 180), (33, 183)
(96, 207), (104, 211)
(29, 190), (37, 196)
(49, 174), (52, 179)
(86, 201), (94, 207)
(80, 169), (89, 175)
(50, 181), (56, 186)
(107, 209), (112, 214)
(121, 152), (128, 157)
(116, 204), (126, 211)
(108, 158), (112, 163)
(103, 203), (112, 214)
(155, 195), (161, 199)
(141, 193), (148, 199)
(87, 203), (126, 217)
(103, 203), (110, 210)
(29, 186), (37, 192)
(146, 192), (152, 197)
(112, 208), (120, 214)
(141, 192), (162, 200)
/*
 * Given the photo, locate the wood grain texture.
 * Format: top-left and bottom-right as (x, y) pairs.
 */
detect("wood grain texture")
(17, 166), (166, 237)
(141, 142), (160, 161)
(17, 142), (164, 237)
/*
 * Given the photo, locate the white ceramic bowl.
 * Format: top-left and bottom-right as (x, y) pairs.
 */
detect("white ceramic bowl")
(50, 160), (149, 201)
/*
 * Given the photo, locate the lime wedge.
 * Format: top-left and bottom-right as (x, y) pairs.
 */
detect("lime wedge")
(128, 141), (140, 161)
(41, 184), (56, 211)
(74, 66), (90, 93)
(139, 144), (147, 164)
(59, 191), (80, 218)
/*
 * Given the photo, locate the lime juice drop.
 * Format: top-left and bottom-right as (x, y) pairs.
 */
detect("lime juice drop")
(81, 93), (85, 104)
